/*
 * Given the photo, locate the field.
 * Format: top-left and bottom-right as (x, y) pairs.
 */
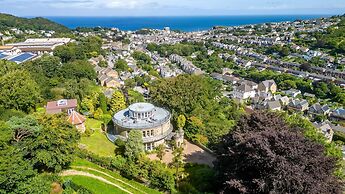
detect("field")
(80, 118), (116, 157)
(63, 175), (128, 194)
(61, 158), (161, 194)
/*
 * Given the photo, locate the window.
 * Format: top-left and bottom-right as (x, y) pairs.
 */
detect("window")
(143, 131), (146, 137)
(151, 130), (154, 136)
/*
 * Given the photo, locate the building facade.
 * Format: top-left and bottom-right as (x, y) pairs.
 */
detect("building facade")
(112, 103), (175, 151)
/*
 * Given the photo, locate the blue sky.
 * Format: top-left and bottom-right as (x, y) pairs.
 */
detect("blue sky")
(0, 0), (344, 16)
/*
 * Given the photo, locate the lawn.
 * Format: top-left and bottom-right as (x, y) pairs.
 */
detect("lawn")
(79, 118), (116, 157)
(71, 158), (162, 194)
(85, 118), (103, 129)
(64, 175), (128, 194)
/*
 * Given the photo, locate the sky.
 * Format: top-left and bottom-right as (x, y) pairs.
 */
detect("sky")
(0, 0), (344, 16)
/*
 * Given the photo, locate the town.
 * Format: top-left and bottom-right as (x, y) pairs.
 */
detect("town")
(0, 12), (345, 194)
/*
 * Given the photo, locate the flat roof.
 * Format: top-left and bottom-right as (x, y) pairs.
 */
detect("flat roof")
(129, 103), (154, 113)
(113, 105), (170, 129)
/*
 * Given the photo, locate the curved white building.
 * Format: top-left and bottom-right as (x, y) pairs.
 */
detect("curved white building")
(111, 103), (174, 151)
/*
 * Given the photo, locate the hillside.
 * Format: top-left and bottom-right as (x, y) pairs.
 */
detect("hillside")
(0, 13), (69, 32)
(61, 158), (162, 194)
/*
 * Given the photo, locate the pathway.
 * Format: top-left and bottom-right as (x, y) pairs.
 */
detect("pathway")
(71, 166), (148, 194)
(60, 169), (133, 194)
(148, 140), (216, 167)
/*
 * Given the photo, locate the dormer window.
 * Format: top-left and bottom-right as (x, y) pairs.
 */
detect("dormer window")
(57, 99), (68, 106)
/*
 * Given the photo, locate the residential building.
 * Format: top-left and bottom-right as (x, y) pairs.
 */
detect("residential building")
(309, 103), (331, 116)
(288, 99), (309, 111)
(284, 89), (302, 98)
(258, 80), (277, 93)
(110, 103), (181, 151)
(330, 108), (345, 122)
(45, 99), (77, 115)
(232, 83), (256, 100)
(265, 100), (282, 111)
(312, 122), (334, 142)
(67, 111), (86, 133)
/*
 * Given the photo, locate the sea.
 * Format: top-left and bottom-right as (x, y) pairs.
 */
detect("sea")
(46, 15), (331, 32)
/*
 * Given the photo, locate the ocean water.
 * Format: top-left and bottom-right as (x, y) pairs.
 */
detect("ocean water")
(46, 15), (330, 32)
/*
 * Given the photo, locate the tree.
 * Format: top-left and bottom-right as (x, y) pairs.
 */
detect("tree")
(177, 115), (186, 130)
(24, 114), (80, 172)
(54, 44), (76, 63)
(149, 161), (175, 191)
(0, 70), (40, 113)
(61, 60), (97, 81)
(114, 59), (128, 72)
(94, 108), (103, 120)
(80, 94), (97, 115)
(109, 90), (126, 114)
(215, 111), (343, 194)
(124, 130), (144, 161)
(0, 149), (37, 193)
(24, 55), (62, 78)
(156, 144), (166, 161)
(0, 60), (19, 77)
(16, 174), (58, 194)
(0, 123), (37, 193)
(7, 116), (41, 142)
(99, 93), (108, 113)
(150, 75), (221, 114)
(171, 143), (184, 187)
(127, 89), (145, 104)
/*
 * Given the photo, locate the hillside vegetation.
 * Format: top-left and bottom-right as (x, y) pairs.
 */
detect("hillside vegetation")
(0, 13), (69, 32)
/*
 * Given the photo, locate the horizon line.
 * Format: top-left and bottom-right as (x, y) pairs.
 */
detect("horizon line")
(23, 14), (338, 18)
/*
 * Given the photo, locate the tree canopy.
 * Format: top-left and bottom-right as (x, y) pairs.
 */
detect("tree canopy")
(215, 111), (343, 194)
(0, 70), (40, 113)
(150, 74), (242, 146)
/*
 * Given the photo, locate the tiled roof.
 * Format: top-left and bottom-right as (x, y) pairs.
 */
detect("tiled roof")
(67, 111), (86, 125)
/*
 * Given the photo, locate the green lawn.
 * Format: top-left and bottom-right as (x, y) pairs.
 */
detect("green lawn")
(71, 158), (162, 194)
(64, 175), (128, 194)
(80, 118), (116, 157)
(85, 118), (103, 130)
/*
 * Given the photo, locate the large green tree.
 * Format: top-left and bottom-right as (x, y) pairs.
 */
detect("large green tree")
(7, 116), (41, 142)
(109, 90), (126, 114)
(124, 130), (144, 161)
(0, 70), (40, 113)
(24, 114), (80, 172)
(150, 74), (221, 114)
(150, 74), (239, 145)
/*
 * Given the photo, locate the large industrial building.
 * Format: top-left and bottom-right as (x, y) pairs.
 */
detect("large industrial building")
(0, 38), (72, 64)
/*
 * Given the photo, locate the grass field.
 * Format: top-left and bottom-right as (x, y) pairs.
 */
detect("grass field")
(64, 158), (160, 194)
(80, 118), (116, 157)
(67, 158), (162, 194)
(64, 175), (128, 194)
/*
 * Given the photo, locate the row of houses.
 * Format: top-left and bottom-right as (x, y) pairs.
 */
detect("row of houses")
(94, 66), (123, 88)
(169, 54), (204, 75)
(211, 71), (345, 142)
(213, 42), (345, 82)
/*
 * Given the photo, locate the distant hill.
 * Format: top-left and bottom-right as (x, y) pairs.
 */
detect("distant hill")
(0, 13), (70, 33)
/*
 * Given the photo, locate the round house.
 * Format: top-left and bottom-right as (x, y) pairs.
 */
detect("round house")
(112, 103), (173, 151)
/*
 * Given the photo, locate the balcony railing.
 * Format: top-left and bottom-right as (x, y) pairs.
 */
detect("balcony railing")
(112, 109), (171, 129)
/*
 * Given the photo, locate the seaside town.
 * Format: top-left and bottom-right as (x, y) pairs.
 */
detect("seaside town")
(0, 12), (345, 194)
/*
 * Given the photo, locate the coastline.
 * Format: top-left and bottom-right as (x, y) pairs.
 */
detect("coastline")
(45, 15), (332, 32)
